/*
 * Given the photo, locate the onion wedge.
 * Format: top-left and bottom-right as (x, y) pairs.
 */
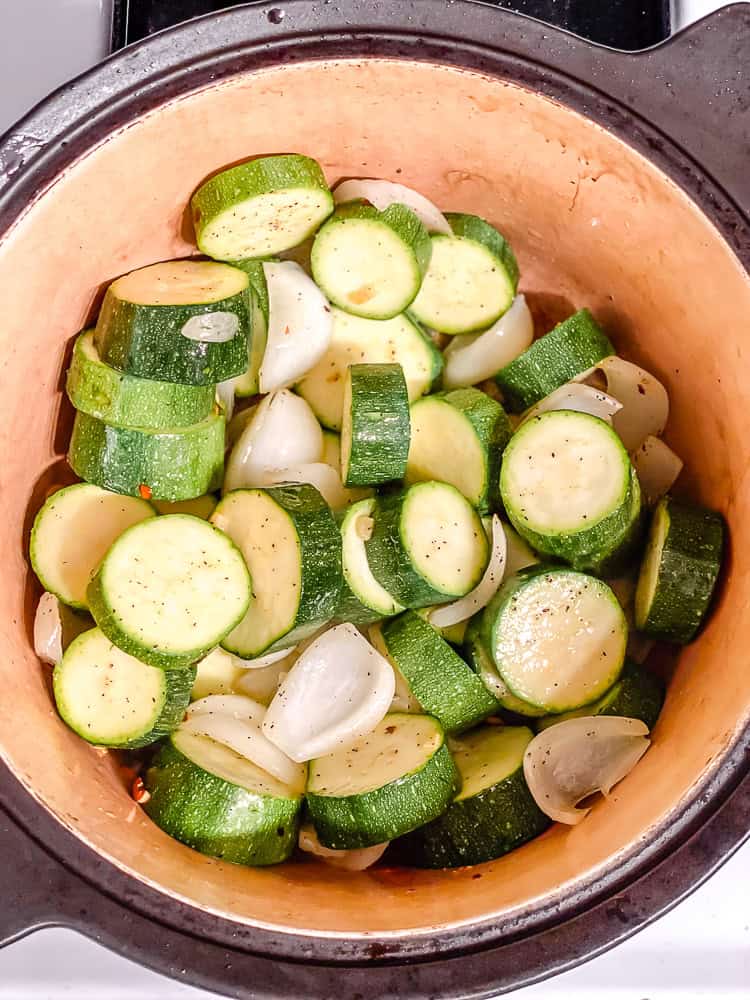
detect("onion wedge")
(521, 382), (622, 426)
(429, 515), (507, 628)
(263, 623), (395, 763)
(579, 356), (669, 451)
(503, 522), (540, 576)
(215, 379), (237, 420)
(333, 178), (451, 235)
(230, 646), (295, 670)
(298, 822), (388, 871)
(523, 716), (650, 825)
(259, 261), (333, 392)
(234, 661), (289, 707)
(256, 462), (353, 510)
(34, 592), (92, 665)
(631, 435), (683, 506)
(442, 295), (534, 389)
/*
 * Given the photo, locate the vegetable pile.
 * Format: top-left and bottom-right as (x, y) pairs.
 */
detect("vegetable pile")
(30, 154), (725, 871)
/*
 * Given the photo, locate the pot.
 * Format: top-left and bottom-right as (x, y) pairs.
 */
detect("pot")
(0, 2), (748, 997)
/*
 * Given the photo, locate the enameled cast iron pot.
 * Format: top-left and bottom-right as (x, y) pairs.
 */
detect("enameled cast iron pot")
(1, 2), (749, 996)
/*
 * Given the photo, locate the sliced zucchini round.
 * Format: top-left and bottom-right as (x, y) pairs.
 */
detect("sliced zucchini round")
(144, 729), (302, 865)
(409, 213), (518, 334)
(500, 410), (639, 571)
(30, 483), (155, 609)
(67, 330), (215, 428)
(337, 498), (404, 624)
(495, 309), (613, 412)
(69, 410), (225, 502)
(365, 482), (489, 608)
(211, 485), (342, 658)
(463, 619), (546, 718)
(381, 611), (497, 732)
(341, 363), (411, 486)
(634, 496), (724, 643)
(53, 627), (194, 748)
(480, 567), (627, 713)
(87, 514), (251, 669)
(311, 202), (431, 320)
(191, 154), (333, 260)
(94, 260), (250, 386)
(396, 726), (549, 867)
(296, 307), (442, 430)
(406, 388), (511, 512)
(306, 713), (459, 849)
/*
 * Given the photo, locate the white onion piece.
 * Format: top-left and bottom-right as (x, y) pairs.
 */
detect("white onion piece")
(223, 390), (323, 493)
(257, 462), (353, 510)
(215, 379), (237, 420)
(442, 296), (533, 389)
(181, 311), (239, 343)
(523, 716), (650, 825)
(263, 623), (395, 763)
(230, 646), (295, 670)
(184, 695), (305, 791)
(298, 823), (388, 871)
(521, 383), (622, 426)
(226, 404), (257, 452)
(631, 435), (683, 506)
(259, 261), (333, 392)
(430, 515), (507, 628)
(503, 523), (540, 577)
(235, 662), (289, 707)
(579, 356), (669, 452)
(34, 592), (64, 665)
(333, 178), (451, 235)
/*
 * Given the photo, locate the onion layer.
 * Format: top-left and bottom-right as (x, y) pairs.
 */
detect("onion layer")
(429, 515), (507, 628)
(521, 383), (622, 426)
(631, 435), (683, 506)
(579, 356), (669, 451)
(298, 822), (388, 871)
(333, 178), (451, 235)
(442, 295), (533, 389)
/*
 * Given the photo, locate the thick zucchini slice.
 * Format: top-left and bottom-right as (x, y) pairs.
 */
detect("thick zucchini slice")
(365, 482), (489, 608)
(337, 498), (404, 624)
(409, 213), (519, 334)
(192, 154), (333, 260)
(296, 307), (442, 430)
(306, 713), (459, 849)
(69, 410), (225, 502)
(212, 485), (342, 657)
(495, 309), (613, 412)
(500, 410), (640, 571)
(406, 388), (511, 512)
(311, 202), (431, 319)
(535, 660), (664, 731)
(53, 627), (194, 748)
(87, 514), (251, 669)
(634, 496), (724, 643)
(145, 729), (302, 865)
(396, 726), (549, 867)
(463, 619), (546, 718)
(381, 611), (497, 732)
(94, 260), (250, 386)
(67, 330), (215, 428)
(30, 483), (155, 609)
(481, 567), (627, 713)
(341, 363), (411, 486)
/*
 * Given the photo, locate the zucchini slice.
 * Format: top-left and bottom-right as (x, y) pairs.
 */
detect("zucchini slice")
(337, 498), (404, 624)
(94, 260), (250, 386)
(69, 410), (225, 502)
(225, 259), (269, 397)
(495, 309), (613, 412)
(500, 410), (640, 571)
(53, 627), (194, 748)
(296, 307), (442, 430)
(144, 729), (302, 865)
(311, 202), (431, 319)
(192, 154), (333, 260)
(212, 485), (342, 657)
(67, 330), (215, 428)
(535, 660), (664, 731)
(634, 496), (724, 643)
(396, 726), (549, 867)
(409, 213), (518, 334)
(30, 483), (155, 609)
(381, 611), (497, 732)
(463, 619), (546, 718)
(365, 482), (489, 608)
(341, 363), (411, 486)
(87, 514), (251, 669)
(306, 713), (459, 849)
(480, 567), (627, 713)
(405, 388), (511, 512)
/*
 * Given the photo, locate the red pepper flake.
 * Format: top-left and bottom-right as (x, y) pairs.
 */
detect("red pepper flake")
(138, 484), (152, 500)
(284, 325), (291, 335)
(131, 776), (151, 804)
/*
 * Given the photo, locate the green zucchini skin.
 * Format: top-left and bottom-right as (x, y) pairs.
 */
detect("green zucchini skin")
(446, 212), (519, 290)
(68, 410), (225, 502)
(381, 611), (498, 732)
(635, 497), (724, 643)
(343, 363), (411, 486)
(225, 259), (270, 397)
(67, 331), (215, 428)
(144, 737), (301, 866)
(495, 309), (614, 412)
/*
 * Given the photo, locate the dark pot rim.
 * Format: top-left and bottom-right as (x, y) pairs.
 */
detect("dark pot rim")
(1, 1), (749, 995)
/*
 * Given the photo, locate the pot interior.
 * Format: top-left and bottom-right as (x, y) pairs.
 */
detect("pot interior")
(1, 57), (748, 940)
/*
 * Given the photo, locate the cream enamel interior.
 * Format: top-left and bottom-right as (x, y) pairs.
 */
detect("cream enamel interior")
(1, 57), (749, 938)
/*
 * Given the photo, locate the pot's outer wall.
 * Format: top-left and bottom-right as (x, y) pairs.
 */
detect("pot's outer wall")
(0, 2), (749, 998)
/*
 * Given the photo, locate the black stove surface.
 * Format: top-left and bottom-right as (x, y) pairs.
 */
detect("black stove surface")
(112, 0), (671, 51)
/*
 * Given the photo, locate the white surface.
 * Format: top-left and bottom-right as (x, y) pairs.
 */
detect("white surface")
(1, 0), (748, 998)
